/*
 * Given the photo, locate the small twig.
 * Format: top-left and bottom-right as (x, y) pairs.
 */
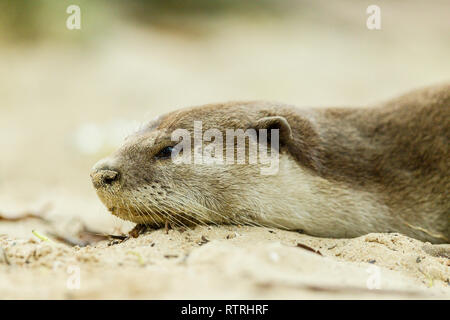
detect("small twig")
(128, 224), (148, 238)
(296, 242), (322, 256)
(165, 220), (172, 234)
(108, 234), (128, 240)
(198, 235), (209, 245)
(0, 246), (10, 265)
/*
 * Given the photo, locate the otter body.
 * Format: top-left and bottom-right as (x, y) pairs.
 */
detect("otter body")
(91, 84), (449, 243)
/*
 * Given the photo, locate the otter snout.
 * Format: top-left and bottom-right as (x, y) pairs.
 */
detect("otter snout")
(90, 160), (120, 189)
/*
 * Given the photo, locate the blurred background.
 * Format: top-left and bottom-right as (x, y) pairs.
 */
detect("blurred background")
(1, 0), (449, 233)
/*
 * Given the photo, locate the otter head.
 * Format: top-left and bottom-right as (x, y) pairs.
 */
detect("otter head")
(90, 102), (307, 229)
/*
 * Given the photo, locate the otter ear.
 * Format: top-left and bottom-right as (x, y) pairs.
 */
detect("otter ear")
(253, 116), (293, 144)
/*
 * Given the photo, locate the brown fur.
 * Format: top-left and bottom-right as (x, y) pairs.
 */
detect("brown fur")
(91, 83), (449, 243)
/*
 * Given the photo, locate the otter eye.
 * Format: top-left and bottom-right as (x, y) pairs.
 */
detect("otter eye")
(155, 146), (174, 159)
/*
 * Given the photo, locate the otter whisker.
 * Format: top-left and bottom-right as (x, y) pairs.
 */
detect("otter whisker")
(133, 200), (156, 228)
(129, 196), (147, 225)
(153, 190), (214, 226)
(169, 189), (240, 227)
(162, 196), (216, 227)
(170, 198), (220, 227)
(135, 194), (179, 228)
(142, 194), (193, 229)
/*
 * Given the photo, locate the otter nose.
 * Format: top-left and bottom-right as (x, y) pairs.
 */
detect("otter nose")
(90, 160), (120, 189)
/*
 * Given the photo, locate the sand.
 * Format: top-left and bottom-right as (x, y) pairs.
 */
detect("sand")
(0, 215), (449, 299)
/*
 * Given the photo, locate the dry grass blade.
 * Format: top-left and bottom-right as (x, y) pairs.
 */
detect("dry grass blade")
(0, 246), (10, 265)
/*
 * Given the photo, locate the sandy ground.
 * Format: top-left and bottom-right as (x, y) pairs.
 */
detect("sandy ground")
(0, 222), (449, 299)
(0, 1), (449, 299)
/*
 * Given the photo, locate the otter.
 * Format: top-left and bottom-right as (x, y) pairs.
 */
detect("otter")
(90, 83), (449, 244)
